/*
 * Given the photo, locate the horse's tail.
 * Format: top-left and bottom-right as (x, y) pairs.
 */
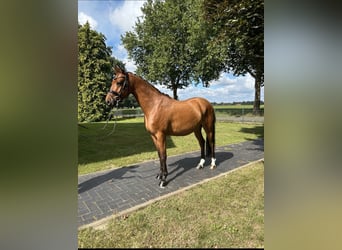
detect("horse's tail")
(205, 110), (216, 157)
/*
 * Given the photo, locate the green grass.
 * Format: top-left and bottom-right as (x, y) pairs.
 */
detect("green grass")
(78, 161), (264, 248)
(78, 117), (263, 175)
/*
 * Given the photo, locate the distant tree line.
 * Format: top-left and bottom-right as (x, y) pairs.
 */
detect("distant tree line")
(212, 101), (264, 106)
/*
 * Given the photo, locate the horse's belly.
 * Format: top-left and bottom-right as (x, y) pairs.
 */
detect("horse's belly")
(170, 128), (193, 136)
(145, 110), (201, 136)
(168, 118), (200, 136)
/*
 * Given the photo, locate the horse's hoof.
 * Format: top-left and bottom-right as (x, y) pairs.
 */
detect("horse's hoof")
(196, 165), (203, 170)
(210, 165), (216, 170)
(159, 180), (167, 188)
(196, 158), (205, 170)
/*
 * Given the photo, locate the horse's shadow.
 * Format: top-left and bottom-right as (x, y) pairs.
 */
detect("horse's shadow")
(78, 166), (139, 193)
(166, 151), (234, 184)
(78, 151), (234, 191)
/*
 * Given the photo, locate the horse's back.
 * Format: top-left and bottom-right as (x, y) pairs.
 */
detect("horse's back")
(183, 97), (215, 116)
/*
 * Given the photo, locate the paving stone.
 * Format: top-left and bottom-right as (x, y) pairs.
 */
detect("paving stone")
(78, 139), (264, 227)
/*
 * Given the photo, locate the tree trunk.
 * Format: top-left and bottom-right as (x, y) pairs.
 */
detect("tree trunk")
(171, 79), (179, 100)
(253, 74), (261, 115)
(173, 86), (178, 100)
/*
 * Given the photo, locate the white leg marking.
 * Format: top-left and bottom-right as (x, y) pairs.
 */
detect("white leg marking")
(196, 158), (205, 169)
(210, 158), (216, 169)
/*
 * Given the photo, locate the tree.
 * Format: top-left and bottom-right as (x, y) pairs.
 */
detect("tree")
(121, 0), (221, 100)
(202, 0), (264, 114)
(78, 22), (125, 122)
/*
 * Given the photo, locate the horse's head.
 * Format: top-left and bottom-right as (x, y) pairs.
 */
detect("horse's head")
(105, 65), (130, 107)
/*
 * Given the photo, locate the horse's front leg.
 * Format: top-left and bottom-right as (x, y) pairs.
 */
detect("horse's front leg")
(151, 133), (168, 188)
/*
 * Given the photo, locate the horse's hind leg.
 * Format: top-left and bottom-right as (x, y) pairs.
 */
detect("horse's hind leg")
(207, 131), (216, 169)
(194, 127), (205, 169)
(205, 133), (216, 169)
(151, 133), (168, 187)
(203, 116), (216, 170)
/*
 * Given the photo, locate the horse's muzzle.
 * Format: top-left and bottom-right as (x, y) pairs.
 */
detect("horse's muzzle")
(105, 96), (113, 106)
(105, 94), (118, 107)
(106, 100), (113, 106)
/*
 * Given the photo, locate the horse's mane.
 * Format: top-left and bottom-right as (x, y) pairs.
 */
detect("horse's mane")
(129, 72), (172, 99)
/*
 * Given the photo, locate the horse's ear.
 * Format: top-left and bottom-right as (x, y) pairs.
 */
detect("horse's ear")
(114, 65), (125, 74)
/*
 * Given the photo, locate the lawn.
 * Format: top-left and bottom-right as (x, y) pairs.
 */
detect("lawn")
(78, 160), (264, 248)
(78, 117), (263, 175)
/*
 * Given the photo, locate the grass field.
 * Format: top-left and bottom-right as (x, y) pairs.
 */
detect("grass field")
(78, 160), (264, 248)
(78, 117), (264, 175)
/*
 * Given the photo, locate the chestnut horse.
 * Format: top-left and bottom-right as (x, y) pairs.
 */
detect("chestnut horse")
(105, 66), (216, 187)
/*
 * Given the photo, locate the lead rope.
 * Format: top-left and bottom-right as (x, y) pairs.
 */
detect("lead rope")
(102, 102), (119, 136)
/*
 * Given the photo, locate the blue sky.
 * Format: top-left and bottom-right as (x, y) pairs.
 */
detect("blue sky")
(78, 0), (264, 103)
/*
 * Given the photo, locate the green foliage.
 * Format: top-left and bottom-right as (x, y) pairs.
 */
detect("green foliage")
(121, 0), (263, 108)
(187, 0), (225, 87)
(121, 0), (221, 99)
(203, 0), (264, 78)
(120, 94), (139, 108)
(78, 22), (125, 122)
(202, 0), (264, 112)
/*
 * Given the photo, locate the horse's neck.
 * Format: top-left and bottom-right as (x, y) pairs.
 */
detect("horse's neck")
(130, 74), (166, 115)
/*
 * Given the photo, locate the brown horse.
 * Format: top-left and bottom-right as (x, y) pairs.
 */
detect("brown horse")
(105, 66), (216, 187)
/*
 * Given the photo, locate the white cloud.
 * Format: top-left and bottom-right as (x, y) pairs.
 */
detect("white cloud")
(116, 44), (127, 57)
(154, 73), (264, 103)
(78, 12), (98, 29)
(211, 73), (237, 87)
(243, 74), (255, 89)
(111, 44), (137, 72)
(112, 44), (128, 61)
(123, 59), (137, 72)
(109, 1), (145, 32)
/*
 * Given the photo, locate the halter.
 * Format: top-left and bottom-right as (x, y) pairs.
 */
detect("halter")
(108, 73), (129, 101)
